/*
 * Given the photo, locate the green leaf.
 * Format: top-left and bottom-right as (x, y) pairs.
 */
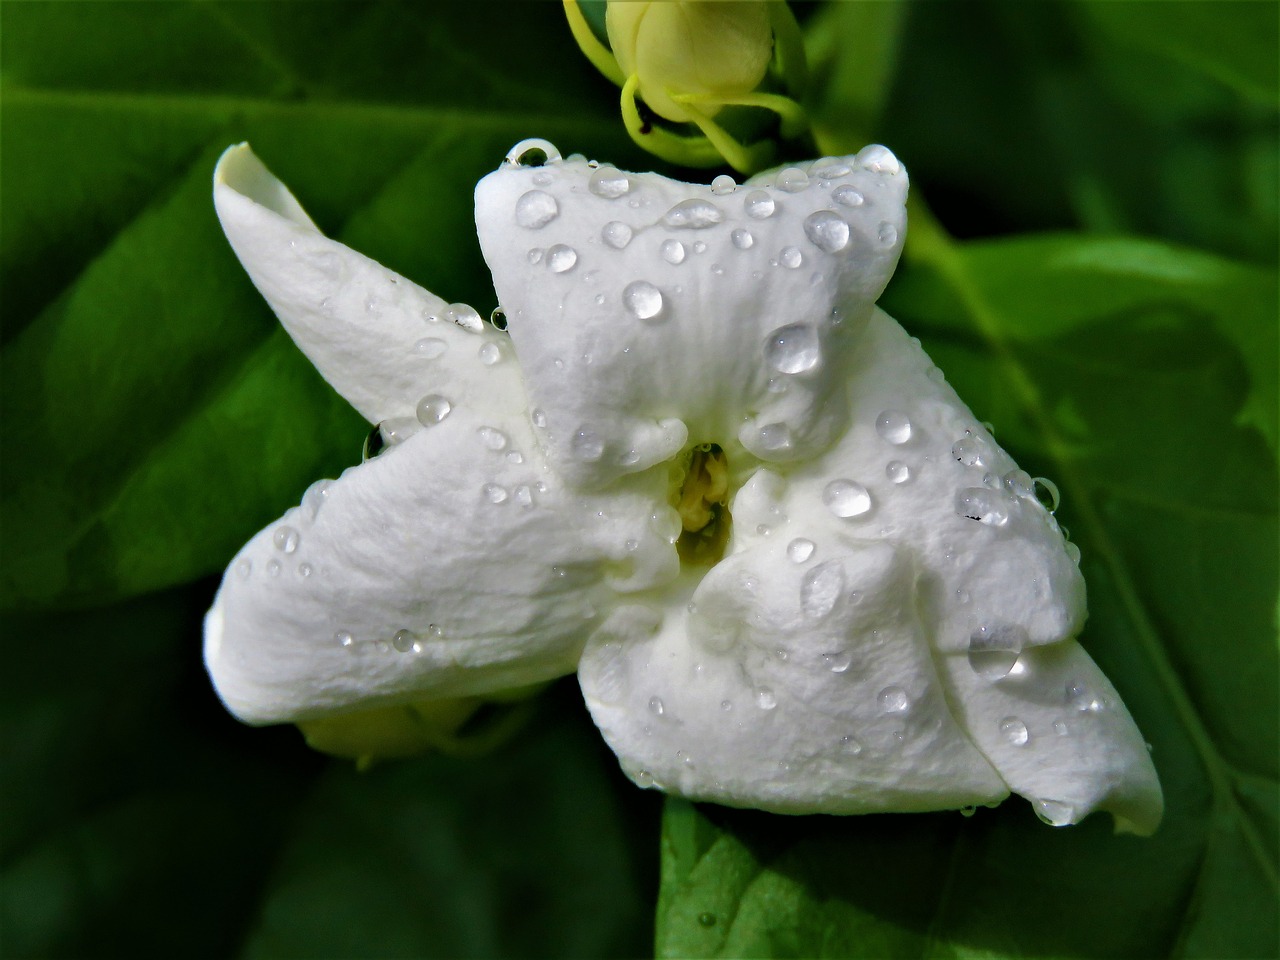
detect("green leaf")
(655, 231), (1279, 958)
(0, 0), (637, 609)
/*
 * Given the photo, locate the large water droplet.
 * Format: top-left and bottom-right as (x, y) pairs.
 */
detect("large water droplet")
(302, 479), (332, 519)
(832, 185), (865, 207)
(765, 323), (820, 374)
(952, 434), (987, 466)
(661, 239), (687, 264)
(392, 629), (418, 653)
(483, 483), (508, 504)
(623, 280), (665, 322)
(967, 623), (1027, 680)
(877, 222), (899, 246)
(505, 138), (562, 166)
(648, 696), (665, 716)
(755, 687), (777, 710)
(1003, 469), (1034, 499)
(711, 174), (736, 195)
(416, 394), (452, 426)
(777, 167), (810, 192)
(1033, 477), (1061, 513)
(379, 417), (418, 446)
(803, 211), (851, 252)
(1066, 679), (1103, 713)
(414, 337), (447, 359)
(663, 198), (723, 228)
(999, 716), (1029, 746)
(731, 228), (754, 250)
(589, 167), (630, 198)
(478, 342), (502, 366)
(800, 560), (845, 619)
(955, 488), (1009, 526)
(885, 460), (911, 484)
(875, 410), (912, 444)
(823, 479), (872, 518)
(602, 221), (633, 249)
(859, 145), (902, 175)
(779, 246), (803, 269)
(515, 190), (558, 228)
(787, 538), (815, 563)
(745, 190), (775, 218)
(822, 650), (852, 673)
(547, 244), (577, 273)
(273, 525), (300, 554)
(446, 303), (484, 333)
(477, 426), (508, 451)
(757, 422), (792, 452)
(513, 484), (533, 507)
(572, 427), (605, 462)
(1034, 799), (1075, 827)
(878, 686), (909, 713)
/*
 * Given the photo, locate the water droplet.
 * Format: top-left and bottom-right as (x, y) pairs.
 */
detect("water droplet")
(803, 210), (851, 252)
(823, 479), (872, 518)
(235, 559), (251, 579)
(720, 699), (733, 711)
(967, 623), (1027, 680)
(875, 410), (912, 444)
(1065, 541), (1082, 564)
(952, 434), (987, 466)
(478, 342), (502, 366)
(999, 716), (1029, 746)
(446, 303), (484, 332)
(859, 145), (902, 175)
(744, 190), (775, 218)
(787, 538), (815, 563)
(711, 174), (736, 195)
(336, 630), (354, 649)
(877, 222), (898, 246)
(392, 629), (417, 653)
(777, 167), (809, 192)
(755, 687), (777, 710)
(572, 427), (605, 462)
(878, 686), (909, 713)
(663, 198), (723, 228)
(800, 560), (845, 619)
(635, 769), (654, 787)
(531, 408), (547, 428)
(661, 239), (687, 264)
(648, 696), (665, 716)
(602, 221), (633, 248)
(505, 138), (561, 166)
(547, 244), (577, 273)
(822, 650), (852, 673)
(779, 246), (803, 269)
(765, 323), (820, 374)
(266, 559), (282, 577)
(1053, 720), (1069, 736)
(416, 394), (452, 426)
(298, 562), (313, 578)
(589, 167), (630, 198)
(489, 307), (508, 331)
(1034, 799), (1075, 827)
(273, 525), (300, 554)
(515, 189), (558, 228)
(692, 240), (707, 254)
(1033, 477), (1060, 513)
(414, 337), (447, 359)
(1066, 679), (1103, 713)
(513, 484), (533, 507)
(815, 161), (852, 179)
(698, 912), (717, 928)
(757, 422), (792, 452)
(483, 483), (508, 504)
(955, 488), (1009, 526)
(302, 480), (332, 519)
(622, 281), (665, 322)
(885, 460), (911, 484)
(730, 228), (755, 250)
(832, 185), (865, 207)
(840, 734), (863, 754)
(427, 624), (444, 639)
(477, 426), (508, 451)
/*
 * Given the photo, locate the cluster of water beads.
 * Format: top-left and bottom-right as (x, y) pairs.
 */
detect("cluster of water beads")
(336, 622), (445, 655)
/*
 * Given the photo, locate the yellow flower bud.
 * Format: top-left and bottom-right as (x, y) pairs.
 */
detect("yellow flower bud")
(606, 2), (774, 124)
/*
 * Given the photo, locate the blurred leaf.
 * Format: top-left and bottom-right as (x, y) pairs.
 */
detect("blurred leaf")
(655, 232), (1279, 958)
(0, 0), (635, 610)
(805, 0), (908, 146)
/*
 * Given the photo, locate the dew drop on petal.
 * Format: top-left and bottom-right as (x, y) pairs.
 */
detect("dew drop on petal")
(779, 246), (803, 269)
(235, 559), (252, 580)
(477, 426), (508, 451)
(414, 337), (447, 359)
(800, 560), (845, 620)
(483, 483), (508, 504)
(602, 221), (633, 248)
(955, 488), (1009, 526)
(1065, 541), (1082, 564)
(711, 174), (736, 195)
(547, 244), (578, 273)
(875, 410), (912, 444)
(572, 427), (605, 462)
(648, 696), (665, 716)
(531, 408), (548, 428)
(765, 323), (820, 374)
(303, 479), (332, 518)
(272, 525), (300, 554)
(832, 185), (865, 207)
(1034, 799), (1075, 827)
(822, 650), (853, 673)
(967, 623), (1026, 680)
(515, 189), (559, 228)
(1004, 469), (1034, 499)
(478, 342), (502, 366)
(878, 686), (909, 713)
(589, 167), (630, 198)
(513, 484), (533, 507)
(755, 687), (777, 710)
(661, 239), (687, 264)
(757, 422), (792, 452)
(859, 145), (902, 175)
(416, 394), (452, 426)
(877, 222), (898, 246)
(392, 629), (417, 653)
(623, 281), (665, 322)
(786, 538), (815, 564)
(266, 559), (281, 577)
(731, 228), (754, 250)
(952, 434), (987, 466)
(336, 630), (354, 649)
(777, 167), (809, 192)
(744, 190), (775, 218)
(823, 479), (872, 518)
(886, 460), (911, 484)
(1033, 476), (1061, 513)
(815, 161), (851, 179)
(663, 198), (723, 228)
(803, 211), (851, 252)
(446, 303), (484, 332)
(527, 248), (544, 264)
(998, 717), (1029, 746)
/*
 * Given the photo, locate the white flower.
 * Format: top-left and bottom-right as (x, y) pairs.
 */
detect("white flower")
(206, 138), (1162, 833)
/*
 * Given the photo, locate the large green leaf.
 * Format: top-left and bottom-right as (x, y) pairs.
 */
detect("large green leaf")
(0, 0), (638, 610)
(654, 230), (1279, 958)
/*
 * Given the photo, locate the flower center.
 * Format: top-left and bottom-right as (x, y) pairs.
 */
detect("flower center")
(674, 443), (731, 566)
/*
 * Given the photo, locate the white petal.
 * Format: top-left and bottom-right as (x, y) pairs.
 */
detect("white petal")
(475, 146), (907, 488)
(206, 393), (678, 726)
(937, 639), (1163, 834)
(579, 539), (1009, 814)
(214, 143), (506, 424)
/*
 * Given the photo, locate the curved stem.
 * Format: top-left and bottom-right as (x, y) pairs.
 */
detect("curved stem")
(562, 0), (625, 87)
